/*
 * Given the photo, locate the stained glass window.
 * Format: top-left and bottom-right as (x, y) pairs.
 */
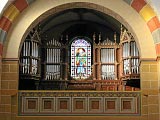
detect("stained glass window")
(71, 38), (91, 79)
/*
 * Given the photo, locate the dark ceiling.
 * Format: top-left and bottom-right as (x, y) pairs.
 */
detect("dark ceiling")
(39, 8), (121, 43)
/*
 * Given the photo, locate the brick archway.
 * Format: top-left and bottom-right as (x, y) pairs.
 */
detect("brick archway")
(0, 1), (159, 120)
(3, 1), (157, 59)
(0, 0), (159, 57)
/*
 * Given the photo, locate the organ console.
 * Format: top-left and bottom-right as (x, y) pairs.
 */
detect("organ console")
(19, 25), (140, 91)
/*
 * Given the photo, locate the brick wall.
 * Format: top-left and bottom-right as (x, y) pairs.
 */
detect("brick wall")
(0, 59), (18, 120)
(141, 60), (159, 120)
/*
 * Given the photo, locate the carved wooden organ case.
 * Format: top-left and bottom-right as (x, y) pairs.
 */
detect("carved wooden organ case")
(19, 26), (140, 91)
(19, 27), (41, 90)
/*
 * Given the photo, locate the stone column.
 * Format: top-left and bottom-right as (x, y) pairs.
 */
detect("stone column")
(141, 60), (159, 120)
(0, 58), (18, 120)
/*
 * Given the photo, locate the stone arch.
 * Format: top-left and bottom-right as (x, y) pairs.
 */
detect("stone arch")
(0, 1), (159, 120)
(1, 0), (157, 60)
(124, 0), (160, 56)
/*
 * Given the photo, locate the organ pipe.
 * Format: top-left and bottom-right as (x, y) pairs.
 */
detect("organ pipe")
(45, 38), (61, 80)
(101, 65), (115, 80)
(122, 39), (140, 75)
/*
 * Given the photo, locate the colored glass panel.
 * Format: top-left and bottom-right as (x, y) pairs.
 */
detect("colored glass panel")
(71, 38), (91, 79)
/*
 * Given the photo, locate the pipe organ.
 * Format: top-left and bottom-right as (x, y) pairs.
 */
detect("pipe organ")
(20, 28), (40, 83)
(101, 48), (115, 80)
(19, 26), (140, 91)
(45, 39), (61, 80)
(121, 31), (140, 79)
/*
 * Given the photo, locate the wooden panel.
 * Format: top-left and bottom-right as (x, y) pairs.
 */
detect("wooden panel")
(88, 98), (103, 113)
(56, 98), (71, 112)
(123, 101), (131, 109)
(107, 101), (115, 109)
(72, 97), (87, 112)
(44, 101), (52, 109)
(91, 101), (99, 109)
(28, 100), (36, 109)
(19, 91), (140, 115)
(40, 98), (55, 112)
(60, 101), (67, 109)
(76, 101), (83, 109)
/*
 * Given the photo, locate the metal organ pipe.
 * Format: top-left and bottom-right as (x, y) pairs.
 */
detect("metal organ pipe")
(58, 49), (60, 63)
(46, 49), (48, 63)
(23, 59), (25, 74)
(25, 42), (28, 56)
(126, 42), (129, 57)
(26, 58), (28, 74)
(126, 42), (130, 57)
(137, 59), (139, 74)
(108, 65), (111, 80)
(55, 49), (56, 63)
(131, 42), (133, 56)
(26, 42), (28, 56)
(111, 49), (113, 63)
(107, 65), (109, 79)
(36, 43), (38, 57)
(101, 46), (115, 80)
(27, 58), (29, 74)
(101, 49), (103, 62)
(28, 42), (30, 56)
(101, 49), (104, 63)
(49, 48), (51, 63)
(129, 41), (139, 74)
(105, 49), (107, 63)
(24, 42), (26, 56)
(127, 59), (130, 74)
(135, 42), (138, 56)
(51, 48), (52, 63)
(49, 48), (50, 63)
(32, 42), (33, 56)
(108, 49), (110, 63)
(56, 49), (57, 63)
(33, 42), (34, 57)
(124, 43), (126, 57)
(45, 39), (61, 80)
(113, 49), (115, 63)
(55, 49), (57, 63)
(48, 48), (50, 63)
(48, 65), (50, 80)
(109, 49), (111, 62)
(25, 58), (26, 74)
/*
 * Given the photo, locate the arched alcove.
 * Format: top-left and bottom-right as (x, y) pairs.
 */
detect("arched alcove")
(3, 1), (156, 59)
(1, 0), (159, 119)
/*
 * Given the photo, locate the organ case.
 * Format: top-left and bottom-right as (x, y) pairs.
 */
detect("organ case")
(19, 26), (140, 91)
